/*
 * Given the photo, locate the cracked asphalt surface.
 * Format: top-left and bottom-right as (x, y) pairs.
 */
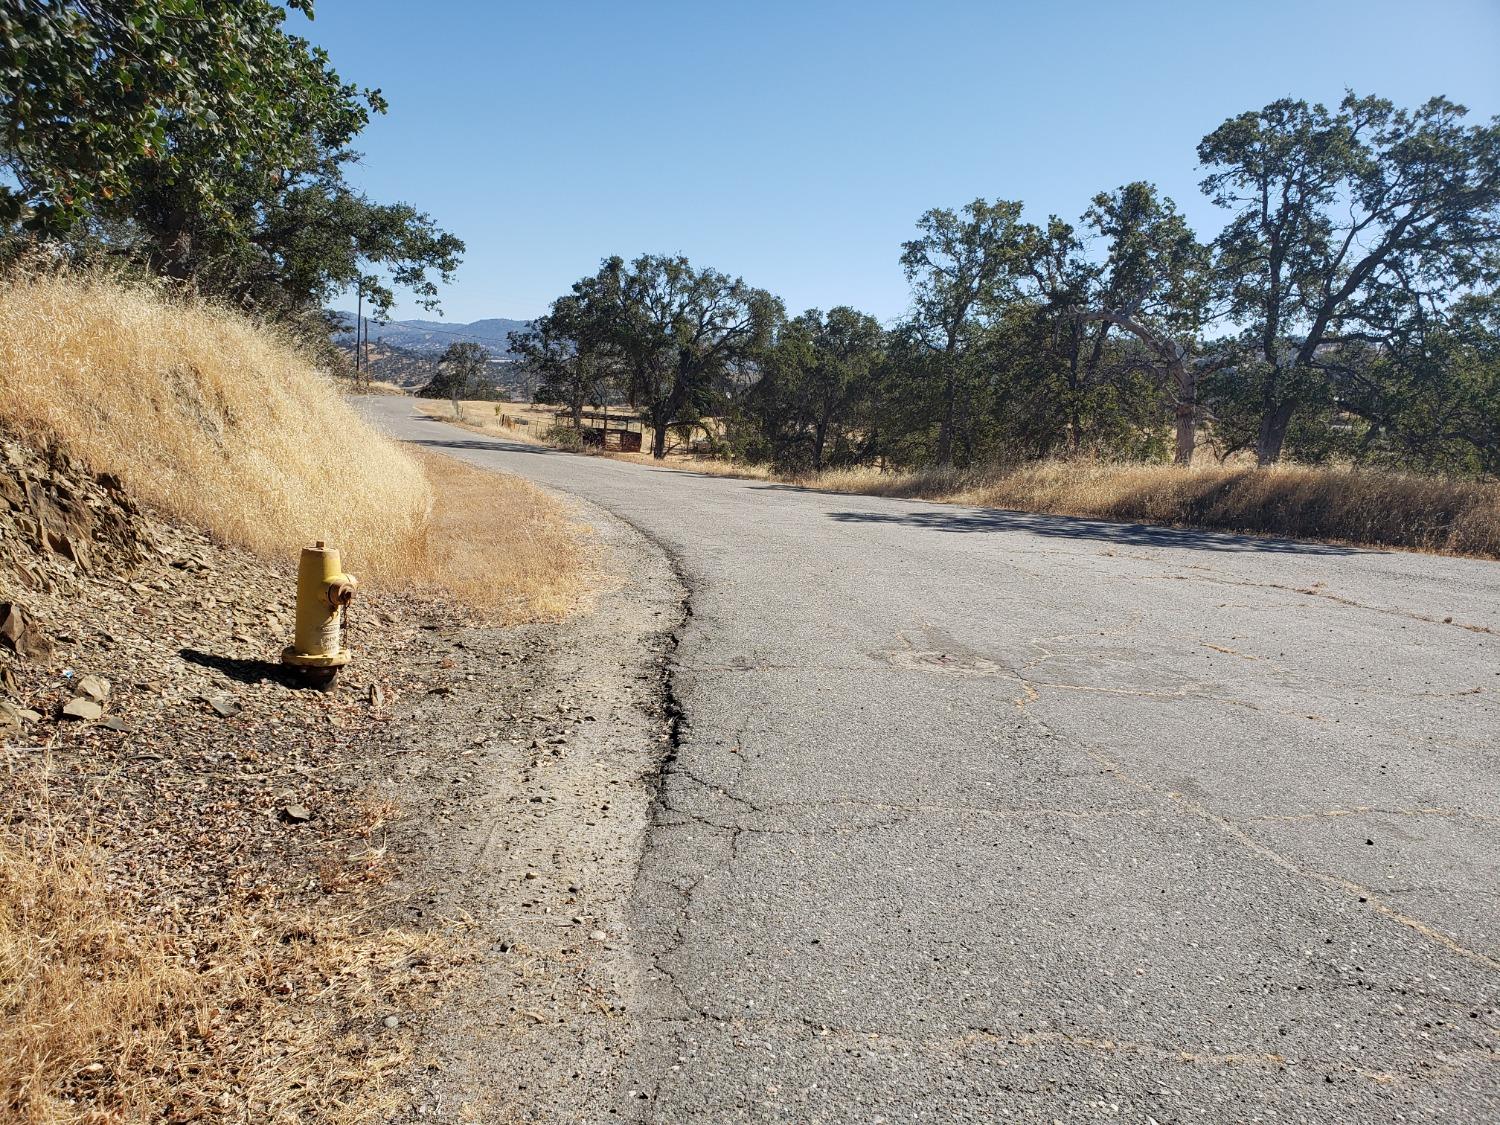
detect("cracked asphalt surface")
(365, 400), (1499, 1124)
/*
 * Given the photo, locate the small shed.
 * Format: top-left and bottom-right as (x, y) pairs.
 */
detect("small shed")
(557, 409), (643, 453)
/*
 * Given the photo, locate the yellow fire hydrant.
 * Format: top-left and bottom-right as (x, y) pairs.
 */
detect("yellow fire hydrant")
(281, 541), (358, 683)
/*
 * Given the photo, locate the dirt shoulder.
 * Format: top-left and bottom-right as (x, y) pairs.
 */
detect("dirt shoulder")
(378, 493), (684, 1122)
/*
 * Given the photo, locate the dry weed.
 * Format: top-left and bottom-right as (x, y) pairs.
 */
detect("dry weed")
(411, 449), (588, 621)
(947, 461), (1500, 557)
(0, 816), (461, 1124)
(774, 461), (1495, 556)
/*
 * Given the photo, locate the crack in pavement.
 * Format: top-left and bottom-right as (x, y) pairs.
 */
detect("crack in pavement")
(1243, 805), (1500, 827)
(1143, 572), (1496, 635)
(992, 641), (1500, 976)
(1075, 741), (1500, 973)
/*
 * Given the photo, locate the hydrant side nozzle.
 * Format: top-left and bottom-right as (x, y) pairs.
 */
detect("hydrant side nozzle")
(282, 543), (355, 674)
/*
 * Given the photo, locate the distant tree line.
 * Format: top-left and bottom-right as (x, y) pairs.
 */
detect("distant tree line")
(0, 0), (462, 345)
(513, 93), (1500, 476)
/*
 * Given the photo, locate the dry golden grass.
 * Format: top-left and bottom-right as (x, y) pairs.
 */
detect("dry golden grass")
(412, 397), (554, 445)
(410, 449), (586, 621)
(353, 379), (411, 397)
(0, 268), (429, 580)
(796, 460), (1500, 557)
(0, 814), (457, 1124)
(0, 269), (589, 611)
(0, 823), (192, 1123)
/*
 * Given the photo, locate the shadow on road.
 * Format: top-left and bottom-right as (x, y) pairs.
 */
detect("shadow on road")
(405, 436), (560, 456)
(826, 506), (1364, 555)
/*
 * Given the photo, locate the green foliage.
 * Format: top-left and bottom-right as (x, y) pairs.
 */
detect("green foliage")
(746, 307), (885, 470)
(1, 0), (462, 320)
(1199, 93), (1500, 463)
(1326, 294), (1500, 476)
(899, 199), (1038, 465)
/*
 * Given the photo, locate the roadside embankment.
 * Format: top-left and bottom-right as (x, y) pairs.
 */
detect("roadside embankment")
(0, 422), (473, 1121)
(0, 272), (652, 1121)
(0, 268), (589, 611)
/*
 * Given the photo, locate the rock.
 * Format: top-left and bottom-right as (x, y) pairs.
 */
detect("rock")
(0, 601), (51, 660)
(74, 674), (110, 702)
(205, 693), (241, 718)
(99, 716), (132, 733)
(61, 697), (103, 721)
(0, 699), (34, 723)
(590, 930), (607, 942)
(383, 1015), (401, 1029)
(280, 804), (312, 823)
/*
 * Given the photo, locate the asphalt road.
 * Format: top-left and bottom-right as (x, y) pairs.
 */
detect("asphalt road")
(366, 399), (1499, 1124)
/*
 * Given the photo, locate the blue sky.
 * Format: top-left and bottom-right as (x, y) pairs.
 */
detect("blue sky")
(307, 0), (1500, 324)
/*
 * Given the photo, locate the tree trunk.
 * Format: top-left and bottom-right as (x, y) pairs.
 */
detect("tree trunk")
(653, 377), (690, 460)
(1256, 400), (1296, 466)
(1174, 401), (1196, 466)
(1066, 327), (1085, 454)
(813, 400), (833, 472)
(935, 374), (956, 467)
(1172, 362), (1197, 467)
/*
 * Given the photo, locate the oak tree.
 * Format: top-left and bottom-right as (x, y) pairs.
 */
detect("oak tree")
(1200, 93), (1500, 463)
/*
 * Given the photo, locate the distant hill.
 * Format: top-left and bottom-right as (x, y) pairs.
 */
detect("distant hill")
(330, 323), (533, 396)
(331, 311), (530, 359)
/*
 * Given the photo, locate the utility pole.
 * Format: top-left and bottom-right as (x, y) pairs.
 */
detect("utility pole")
(354, 285), (363, 385)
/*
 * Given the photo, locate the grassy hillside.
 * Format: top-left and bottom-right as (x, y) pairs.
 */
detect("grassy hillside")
(0, 270), (430, 578)
(0, 269), (584, 613)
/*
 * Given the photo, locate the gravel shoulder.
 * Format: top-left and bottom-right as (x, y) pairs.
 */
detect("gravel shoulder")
(377, 491), (685, 1122)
